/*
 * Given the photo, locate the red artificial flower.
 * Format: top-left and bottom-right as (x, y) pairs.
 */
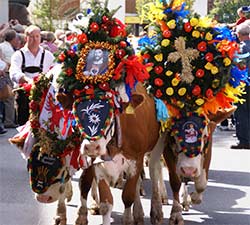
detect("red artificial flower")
(102, 15), (110, 23)
(155, 89), (163, 98)
(29, 100), (39, 111)
(184, 22), (193, 32)
(33, 75), (40, 84)
(90, 22), (99, 33)
(162, 29), (172, 38)
(196, 69), (205, 78)
(98, 82), (110, 91)
(77, 33), (88, 44)
(154, 78), (164, 86)
(65, 67), (73, 76)
(115, 49), (126, 59)
(205, 52), (214, 62)
(110, 18), (127, 37)
(85, 85), (94, 95)
(197, 41), (207, 52)
(67, 49), (75, 58)
(119, 41), (127, 48)
(206, 89), (213, 98)
(101, 24), (108, 31)
(58, 52), (66, 62)
(21, 83), (32, 93)
(30, 120), (40, 129)
(154, 65), (163, 74)
(192, 85), (201, 96)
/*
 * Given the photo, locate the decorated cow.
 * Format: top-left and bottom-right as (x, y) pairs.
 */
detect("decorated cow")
(139, 0), (248, 224)
(6, 1), (160, 225)
(53, 1), (163, 224)
(9, 67), (85, 225)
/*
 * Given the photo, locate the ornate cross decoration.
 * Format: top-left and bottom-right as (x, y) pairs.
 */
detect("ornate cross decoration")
(167, 36), (199, 83)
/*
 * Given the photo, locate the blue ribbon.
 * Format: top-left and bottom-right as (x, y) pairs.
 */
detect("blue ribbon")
(154, 97), (169, 122)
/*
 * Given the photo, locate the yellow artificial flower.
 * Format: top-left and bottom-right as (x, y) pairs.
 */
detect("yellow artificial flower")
(192, 30), (200, 38)
(166, 87), (174, 95)
(223, 57), (231, 66)
(166, 70), (173, 76)
(146, 66), (153, 72)
(161, 39), (170, 47)
(167, 19), (176, 29)
(177, 101), (185, 108)
(205, 62), (213, 70)
(190, 18), (199, 27)
(212, 79), (220, 88)
(198, 17), (212, 28)
(178, 87), (186, 96)
(211, 66), (219, 74)
(154, 53), (163, 62)
(196, 98), (205, 106)
(205, 32), (213, 41)
(172, 78), (180, 86)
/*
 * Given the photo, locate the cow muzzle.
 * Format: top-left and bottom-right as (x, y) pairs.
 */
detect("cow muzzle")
(180, 166), (198, 178)
(83, 142), (102, 157)
(36, 194), (55, 203)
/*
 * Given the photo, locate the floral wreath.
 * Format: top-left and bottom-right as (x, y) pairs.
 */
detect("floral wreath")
(56, 0), (149, 99)
(29, 74), (81, 157)
(140, 0), (247, 117)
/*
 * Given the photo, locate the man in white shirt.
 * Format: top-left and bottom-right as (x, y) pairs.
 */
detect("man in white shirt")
(9, 25), (55, 125)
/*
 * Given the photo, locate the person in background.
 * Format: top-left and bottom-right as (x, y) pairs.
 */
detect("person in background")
(0, 50), (8, 135)
(9, 25), (55, 125)
(40, 31), (58, 53)
(54, 29), (65, 49)
(0, 28), (20, 128)
(231, 21), (250, 149)
(227, 7), (247, 30)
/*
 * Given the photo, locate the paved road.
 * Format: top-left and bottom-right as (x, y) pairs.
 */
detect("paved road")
(1, 128), (250, 225)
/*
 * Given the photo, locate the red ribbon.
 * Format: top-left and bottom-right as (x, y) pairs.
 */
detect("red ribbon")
(114, 55), (150, 88)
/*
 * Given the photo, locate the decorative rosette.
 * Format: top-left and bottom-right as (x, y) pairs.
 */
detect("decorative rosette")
(56, 0), (149, 98)
(140, 0), (248, 116)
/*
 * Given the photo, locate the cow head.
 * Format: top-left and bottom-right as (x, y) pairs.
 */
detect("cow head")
(28, 147), (72, 203)
(169, 107), (236, 179)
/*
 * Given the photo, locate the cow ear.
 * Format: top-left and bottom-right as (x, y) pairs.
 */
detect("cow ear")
(207, 106), (236, 124)
(56, 92), (74, 110)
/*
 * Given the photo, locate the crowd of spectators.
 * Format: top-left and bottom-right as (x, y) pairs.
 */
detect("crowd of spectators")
(0, 19), (69, 135)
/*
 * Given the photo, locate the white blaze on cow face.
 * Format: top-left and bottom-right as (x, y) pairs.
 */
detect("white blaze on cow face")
(175, 126), (209, 179)
(80, 115), (115, 157)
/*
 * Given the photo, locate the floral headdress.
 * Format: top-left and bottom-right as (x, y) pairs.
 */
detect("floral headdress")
(140, 0), (248, 118)
(56, 0), (149, 98)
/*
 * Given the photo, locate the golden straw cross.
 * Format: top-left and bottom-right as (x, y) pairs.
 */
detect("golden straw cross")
(167, 36), (199, 83)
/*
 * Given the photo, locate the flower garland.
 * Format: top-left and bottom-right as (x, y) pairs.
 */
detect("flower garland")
(140, 0), (247, 116)
(56, 0), (149, 99)
(29, 74), (81, 157)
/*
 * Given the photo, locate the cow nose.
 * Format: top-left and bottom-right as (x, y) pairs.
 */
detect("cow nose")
(181, 167), (197, 177)
(84, 143), (101, 156)
(36, 195), (53, 203)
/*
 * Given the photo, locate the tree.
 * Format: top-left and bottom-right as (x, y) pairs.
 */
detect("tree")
(209, 0), (250, 23)
(31, 0), (60, 31)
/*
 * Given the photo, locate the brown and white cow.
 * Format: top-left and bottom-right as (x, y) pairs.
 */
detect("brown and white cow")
(73, 82), (160, 225)
(148, 107), (236, 225)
